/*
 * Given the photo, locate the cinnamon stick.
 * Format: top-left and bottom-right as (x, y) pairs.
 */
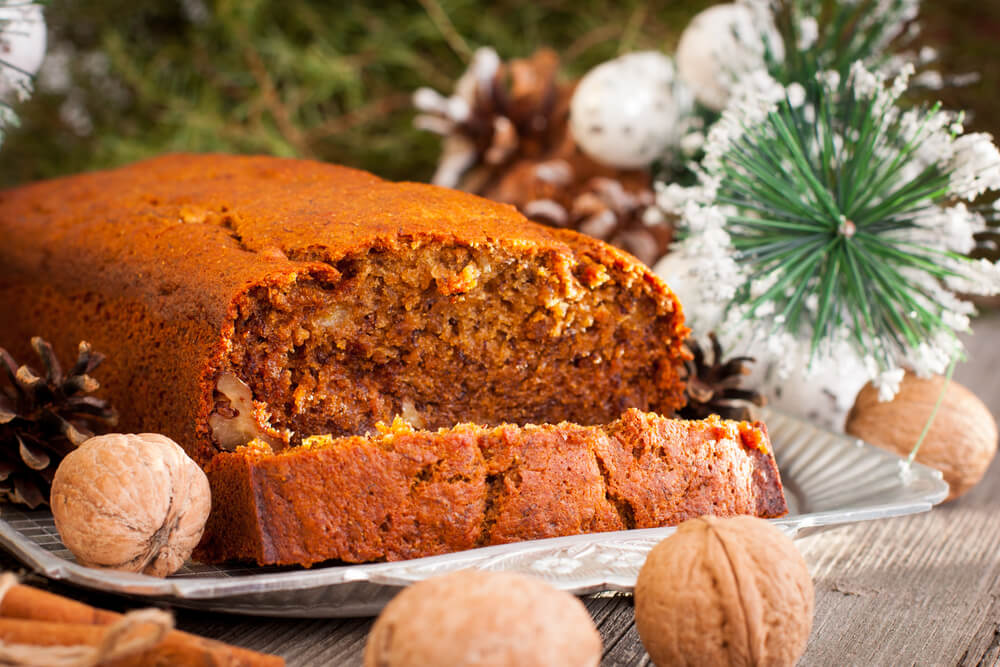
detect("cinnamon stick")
(0, 583), (284, 666)
(0, 616), (166, 666)
(0, 583), (118, 625)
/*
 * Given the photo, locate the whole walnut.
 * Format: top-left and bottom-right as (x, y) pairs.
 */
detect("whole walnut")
(847, 372), (998, 501)
(51, 433), (211, 577)
(363, 570), (601, 667)
(635, 516), (813, 667)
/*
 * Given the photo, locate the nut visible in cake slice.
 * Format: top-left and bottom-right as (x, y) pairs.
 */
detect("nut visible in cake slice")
(209, 372), (285, 451)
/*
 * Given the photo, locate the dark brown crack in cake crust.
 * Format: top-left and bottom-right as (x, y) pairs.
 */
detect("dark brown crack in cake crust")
(197, 411), (787, 566)
(0, 153), (687, 469)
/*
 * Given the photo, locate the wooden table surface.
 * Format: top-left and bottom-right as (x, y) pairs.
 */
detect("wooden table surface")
(4, 312), (999, 666)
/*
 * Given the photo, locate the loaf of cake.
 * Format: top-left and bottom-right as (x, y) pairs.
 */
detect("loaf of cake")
(199, 410), (786, 566)
(0, 154), (687, 464)
(0, 153), (785, 566)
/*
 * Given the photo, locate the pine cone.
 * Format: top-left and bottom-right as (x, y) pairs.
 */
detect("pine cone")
(414, 48), (677, 267)
(679, 333), (765, 421)
(413, 47), (566, 189)
(0, 338), (118, 508)
(520, 176), (674, 267)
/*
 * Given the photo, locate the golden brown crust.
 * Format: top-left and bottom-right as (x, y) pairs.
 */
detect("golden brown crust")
(197, 410), (787, 566)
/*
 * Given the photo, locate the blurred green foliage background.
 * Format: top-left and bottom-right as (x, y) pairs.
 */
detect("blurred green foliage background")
(0, 0), (997, 188)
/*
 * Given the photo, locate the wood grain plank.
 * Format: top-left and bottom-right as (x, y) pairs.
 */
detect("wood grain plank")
(289, 619), (370, 667)
(958, 593), (1000, 666)
(594, 596), (647, 667)
(172, 612), (373, 666)
(586, 592), (630, 628)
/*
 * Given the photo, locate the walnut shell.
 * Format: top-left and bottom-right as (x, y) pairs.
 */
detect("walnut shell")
(363, 570), (601, 667)
(846, 372), (998, 501)
(635, 516), (813, 667)
(51, 433), (211, 577)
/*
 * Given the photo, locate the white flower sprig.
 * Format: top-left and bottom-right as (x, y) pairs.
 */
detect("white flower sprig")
(656, 62), (1000, 400)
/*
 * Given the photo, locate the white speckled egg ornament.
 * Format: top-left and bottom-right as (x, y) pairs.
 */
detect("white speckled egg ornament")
(676, 3), (783, 111)
(569, 51), (691, 169)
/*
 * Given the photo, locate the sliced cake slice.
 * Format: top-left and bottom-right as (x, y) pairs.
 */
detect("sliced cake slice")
(197, 410), (787, 566)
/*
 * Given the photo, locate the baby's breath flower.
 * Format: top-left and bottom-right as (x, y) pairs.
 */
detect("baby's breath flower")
(679, 131), (706, 157)
(817, 70), (841, 90)
(918, 47), (938, 64)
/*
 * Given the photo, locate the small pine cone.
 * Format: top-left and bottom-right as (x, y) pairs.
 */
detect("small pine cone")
(0, 338), (118, 508)
(413, 47), (568, 189)
(679, 333), (765, 421)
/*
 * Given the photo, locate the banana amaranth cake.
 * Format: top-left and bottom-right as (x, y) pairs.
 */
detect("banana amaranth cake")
(0, 153), (688, 463)
(0, 153), (786, 566)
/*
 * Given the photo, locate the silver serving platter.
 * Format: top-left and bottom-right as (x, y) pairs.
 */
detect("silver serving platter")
(0, 409), (948, 617)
